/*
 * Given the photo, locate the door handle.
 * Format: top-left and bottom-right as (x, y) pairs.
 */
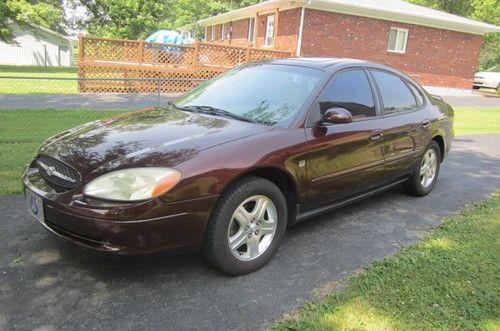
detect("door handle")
(421, 120), (430, 128)
(369, 130), (384, 141)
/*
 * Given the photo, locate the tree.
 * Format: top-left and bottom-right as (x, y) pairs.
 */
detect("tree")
(410, 0), (499, 70)
(0, 0), (66, 42)
(70, 0), (261, 40)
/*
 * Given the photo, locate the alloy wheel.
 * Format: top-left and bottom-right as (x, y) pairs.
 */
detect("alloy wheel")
(227, 195), (278, 261)
(420, 149), (438, 188)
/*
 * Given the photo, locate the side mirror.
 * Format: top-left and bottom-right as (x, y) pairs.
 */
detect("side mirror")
(323, 107), (353, 124)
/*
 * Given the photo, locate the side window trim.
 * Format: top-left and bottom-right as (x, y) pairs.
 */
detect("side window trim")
(403, 79), (426, 108)
(368, 69), (420, 117)
(363, 68), (383, 117)
(318, 67), (379, 124)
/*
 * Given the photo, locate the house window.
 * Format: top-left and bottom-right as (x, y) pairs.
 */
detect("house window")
(388, 27), (408, 53)
(248, 18), (256, 42)
(221, 24), (225, 40)
(265, 15), (275, 46)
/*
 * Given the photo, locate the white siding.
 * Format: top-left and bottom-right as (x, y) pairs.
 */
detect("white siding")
(0, 24), (74, 67)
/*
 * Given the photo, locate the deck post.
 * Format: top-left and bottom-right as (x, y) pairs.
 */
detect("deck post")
(139, 40), (144, 64)
(193, 41), (200, 67)
(79, 35), (84, 63)
(245, 45), (251, 63)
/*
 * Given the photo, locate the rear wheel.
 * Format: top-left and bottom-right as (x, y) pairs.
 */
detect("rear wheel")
(203, 176), (287, 275)
(403, 141), (441, 196)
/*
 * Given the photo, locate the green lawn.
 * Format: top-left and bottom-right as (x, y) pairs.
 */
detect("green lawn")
(273, 192), (500, 330)
(0, 65), (77, 93)
(0, 108), (127, 195)
(454, 107), (500, 136)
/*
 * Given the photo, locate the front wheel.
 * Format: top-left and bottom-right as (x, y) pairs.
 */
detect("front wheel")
(202, 176), (287, 275)
(403, 141), (441, 196)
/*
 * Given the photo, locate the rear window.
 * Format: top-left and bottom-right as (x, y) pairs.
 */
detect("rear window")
(371, 70), (418, 114)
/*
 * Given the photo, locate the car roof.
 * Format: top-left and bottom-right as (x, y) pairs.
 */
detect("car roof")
(258, 57), (410, 79)
(261, 57), (373, 69)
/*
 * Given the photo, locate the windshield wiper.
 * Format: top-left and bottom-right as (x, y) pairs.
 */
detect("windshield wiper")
(169, 102), (199, 113)
(177, 105), (257, 124)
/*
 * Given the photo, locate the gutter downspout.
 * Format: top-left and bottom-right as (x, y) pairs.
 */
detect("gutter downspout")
(296, 0), (310, 57)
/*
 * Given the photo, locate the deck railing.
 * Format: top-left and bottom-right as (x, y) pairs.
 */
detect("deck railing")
(78, 36), (293, 93)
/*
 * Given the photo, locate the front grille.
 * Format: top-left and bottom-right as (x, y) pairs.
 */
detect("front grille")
(37, 155), (81, 189)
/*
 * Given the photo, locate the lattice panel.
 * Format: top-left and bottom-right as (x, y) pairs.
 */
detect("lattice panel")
(249, 49), (291, 62)
(142, 43), (195, 67)
(198, 43), (247, 67)
(79, 36), (293, 94)
(79, 62), (224, 93)
(83, 37), (141, 63)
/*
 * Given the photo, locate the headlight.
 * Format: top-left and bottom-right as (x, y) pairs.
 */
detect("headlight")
(84, 168), (182, 201)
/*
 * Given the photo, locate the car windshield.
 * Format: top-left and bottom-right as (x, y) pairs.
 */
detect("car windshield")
(174, 64), (323, 126)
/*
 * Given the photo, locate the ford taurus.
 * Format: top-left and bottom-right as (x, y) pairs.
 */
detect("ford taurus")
(24, 58), (454, 275)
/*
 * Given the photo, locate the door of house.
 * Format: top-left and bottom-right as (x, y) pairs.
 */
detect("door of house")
(265, 15), (275, 46)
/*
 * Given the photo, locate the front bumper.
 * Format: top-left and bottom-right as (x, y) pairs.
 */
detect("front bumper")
(23, 166), (219, 255)
(473, 78), (498, 89)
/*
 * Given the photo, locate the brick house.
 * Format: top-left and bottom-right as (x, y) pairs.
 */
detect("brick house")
(198, 0), (499, 89)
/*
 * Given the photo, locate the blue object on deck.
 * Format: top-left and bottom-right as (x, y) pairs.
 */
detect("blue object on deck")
(145, 30), (189, 45)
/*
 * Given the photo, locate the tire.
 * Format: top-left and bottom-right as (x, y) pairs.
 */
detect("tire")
(472, 85), (480, 90)
(402, 141), (441, 196)
(202, 176), (287, 275)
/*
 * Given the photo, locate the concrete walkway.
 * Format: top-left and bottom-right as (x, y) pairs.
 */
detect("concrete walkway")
(0, 92), (498, 109)
(0, 134), (499, 330)
(0, 93), (178, 109)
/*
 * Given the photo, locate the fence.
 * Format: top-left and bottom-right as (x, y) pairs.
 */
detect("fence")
(0, 76), (199, 108)
(78, 36), (293, 93)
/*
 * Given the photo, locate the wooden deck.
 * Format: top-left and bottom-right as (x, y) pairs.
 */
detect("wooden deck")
(78, 36), (293, 93)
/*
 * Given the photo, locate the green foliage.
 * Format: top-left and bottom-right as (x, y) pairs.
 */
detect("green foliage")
(71, 0), (261, 40)
(453, 107), (500, 135)
(0, 0), (66, 42)
(0, 65), (77, 94)
(410, 0), (499, 70)
(0, 108), (127, 195)
(273, 192), (500, 330)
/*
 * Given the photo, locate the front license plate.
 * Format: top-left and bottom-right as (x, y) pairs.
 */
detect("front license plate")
(26, 189), (45, 223)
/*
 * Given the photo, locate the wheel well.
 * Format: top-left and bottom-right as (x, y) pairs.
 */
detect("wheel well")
(432, 135), (445, 162)
(242, 168), (298, 226)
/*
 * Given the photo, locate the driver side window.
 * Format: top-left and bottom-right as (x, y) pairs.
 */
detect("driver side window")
(319, 70), (376, 120)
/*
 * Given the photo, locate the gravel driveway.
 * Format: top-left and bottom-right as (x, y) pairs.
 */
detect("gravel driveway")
(0, 134), (499, 330)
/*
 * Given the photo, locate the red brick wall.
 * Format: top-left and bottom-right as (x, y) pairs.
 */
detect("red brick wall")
(255, 8), (301, 51)
(213, 24), (222, 41)
(229, 18), (250, 46)
(276, 8), (301, 52)
(206, 26), (213, 41)
(301, 9), (483, 88)
(206, 9), (300, 51)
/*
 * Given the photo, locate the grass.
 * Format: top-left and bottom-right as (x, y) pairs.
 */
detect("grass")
(0, 108), (127, 195)
(273, 193), (500, 330)
(454, 107), (500, 136)
(0, 65), (77, 94)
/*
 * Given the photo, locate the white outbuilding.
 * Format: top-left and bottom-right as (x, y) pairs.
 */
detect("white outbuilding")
(0, 23), (74, 67)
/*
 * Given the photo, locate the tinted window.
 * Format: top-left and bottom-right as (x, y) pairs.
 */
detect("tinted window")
(406, 81), (424, 106)
(175, 64), (323, 126)
(320, 70), (376, 119)
(372, 71), (417, 114)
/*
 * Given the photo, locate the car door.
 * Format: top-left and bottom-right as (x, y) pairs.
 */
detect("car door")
(304, 69), (387, 210)
(369, 70), (430, 179)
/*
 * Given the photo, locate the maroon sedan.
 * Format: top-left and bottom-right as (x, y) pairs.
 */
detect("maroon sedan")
(24, 58), (454, 275)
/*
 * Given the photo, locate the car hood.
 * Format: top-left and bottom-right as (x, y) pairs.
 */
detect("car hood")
(38, 107), (272, 180)
(475, 71), (500, 79)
